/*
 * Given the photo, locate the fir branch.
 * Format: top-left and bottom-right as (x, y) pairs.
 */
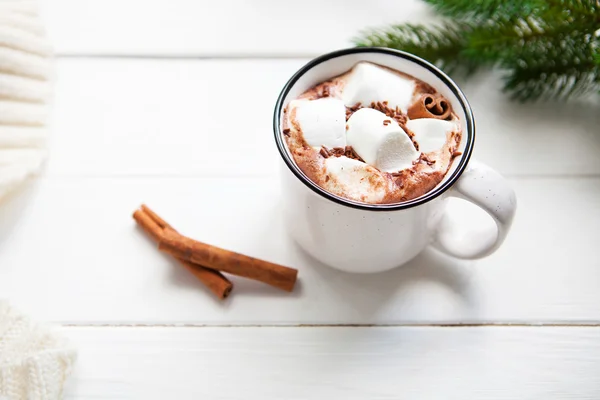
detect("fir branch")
(422, 0), (546, 20)
(469, 22), (600, 99)
(503, 32), (600, 100)
(354, 23), (479, 75)
(504, 62), (600, 101)
(465, 16), (586, 61)
(353, 0), (600, 102)
(545, 0), (600, 20)
(424, 0), (600, 22)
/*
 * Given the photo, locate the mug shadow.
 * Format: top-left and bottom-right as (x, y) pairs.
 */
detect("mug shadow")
(230, 198), (480, 320)
(290, 239), (479, 321)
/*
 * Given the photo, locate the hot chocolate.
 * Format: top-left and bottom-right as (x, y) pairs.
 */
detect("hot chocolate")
(282, 61), (462, 204)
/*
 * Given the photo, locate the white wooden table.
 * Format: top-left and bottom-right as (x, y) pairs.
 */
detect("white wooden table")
(2, 0), (600, 398)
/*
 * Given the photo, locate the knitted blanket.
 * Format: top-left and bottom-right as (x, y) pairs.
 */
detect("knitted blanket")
(0, 4), (71, 399)
(0, 0), (52, 201)
(0, 302), (76, 400)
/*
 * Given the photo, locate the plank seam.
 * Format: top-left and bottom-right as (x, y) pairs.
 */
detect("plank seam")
(55, 53), (318, 60)
(57, 323), (600, 328)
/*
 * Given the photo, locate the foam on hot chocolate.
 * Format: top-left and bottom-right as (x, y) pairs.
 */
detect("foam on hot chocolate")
(283, 62), (462, 204)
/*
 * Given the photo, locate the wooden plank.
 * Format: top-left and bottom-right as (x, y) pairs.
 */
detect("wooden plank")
(48, 59), (600, 178)
(61, 326), (600, 399)
(41, 0), (430, 56)
(1, 176), (598, 324)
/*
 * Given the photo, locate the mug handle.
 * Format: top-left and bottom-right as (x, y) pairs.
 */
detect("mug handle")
(432, 159), (517, 259)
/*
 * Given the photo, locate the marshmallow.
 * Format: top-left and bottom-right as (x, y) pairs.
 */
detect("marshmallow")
(341, 62), (416, 113)
(346, 108), (419, 173)
(406, 118), (457, 153)
(288, 98), (346, 148)
(324, 156), (387, 203)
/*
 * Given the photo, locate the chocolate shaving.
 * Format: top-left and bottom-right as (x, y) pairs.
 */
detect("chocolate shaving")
(368, 100), (409, 127)
(328, 146), (364, 162)
(345, 102), (363, 121)
(407, 94), (452, 120)
(452, 150), (463, 157)
(383, 120), (391, 126)
(350, 102), (362, 111)
(402, 124), (415, 138)
(319, 146), (331, 158)
(394, 114), (408, 125)
(330, 147), (346, 157)
(282, 128), (291, 136)
(344, 146), (365, 162)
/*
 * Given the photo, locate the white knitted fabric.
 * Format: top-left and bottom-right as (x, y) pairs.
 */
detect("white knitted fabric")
(0, 0), (52, 202)
(0, 302), (76, 400)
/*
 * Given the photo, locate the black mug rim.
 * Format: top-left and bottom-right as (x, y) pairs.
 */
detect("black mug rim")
(273, 47), (475, 211)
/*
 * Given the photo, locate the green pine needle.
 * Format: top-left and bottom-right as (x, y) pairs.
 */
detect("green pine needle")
(353, 0), (600, 102)
(354, 23), (480, 76)
(423, 0), (546, 20)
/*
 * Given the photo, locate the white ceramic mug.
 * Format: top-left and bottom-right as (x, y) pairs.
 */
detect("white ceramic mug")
(273, 48), (517, 273)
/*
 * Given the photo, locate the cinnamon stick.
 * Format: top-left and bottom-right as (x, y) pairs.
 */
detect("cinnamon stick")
(133, 209), (163, 242)
(158, 229), (298, 292)
(407, 94), (452, 120)
(133, 208), (233, 299)
(141, 204), (173, 230)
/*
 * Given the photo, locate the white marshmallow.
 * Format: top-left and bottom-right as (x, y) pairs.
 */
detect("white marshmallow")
(346, 108), (419, 173)
(288, 98), (346, 148)
(406, 118), (457, 153)
(341, 62), (416, 113)
(324, 156), (387, 203)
